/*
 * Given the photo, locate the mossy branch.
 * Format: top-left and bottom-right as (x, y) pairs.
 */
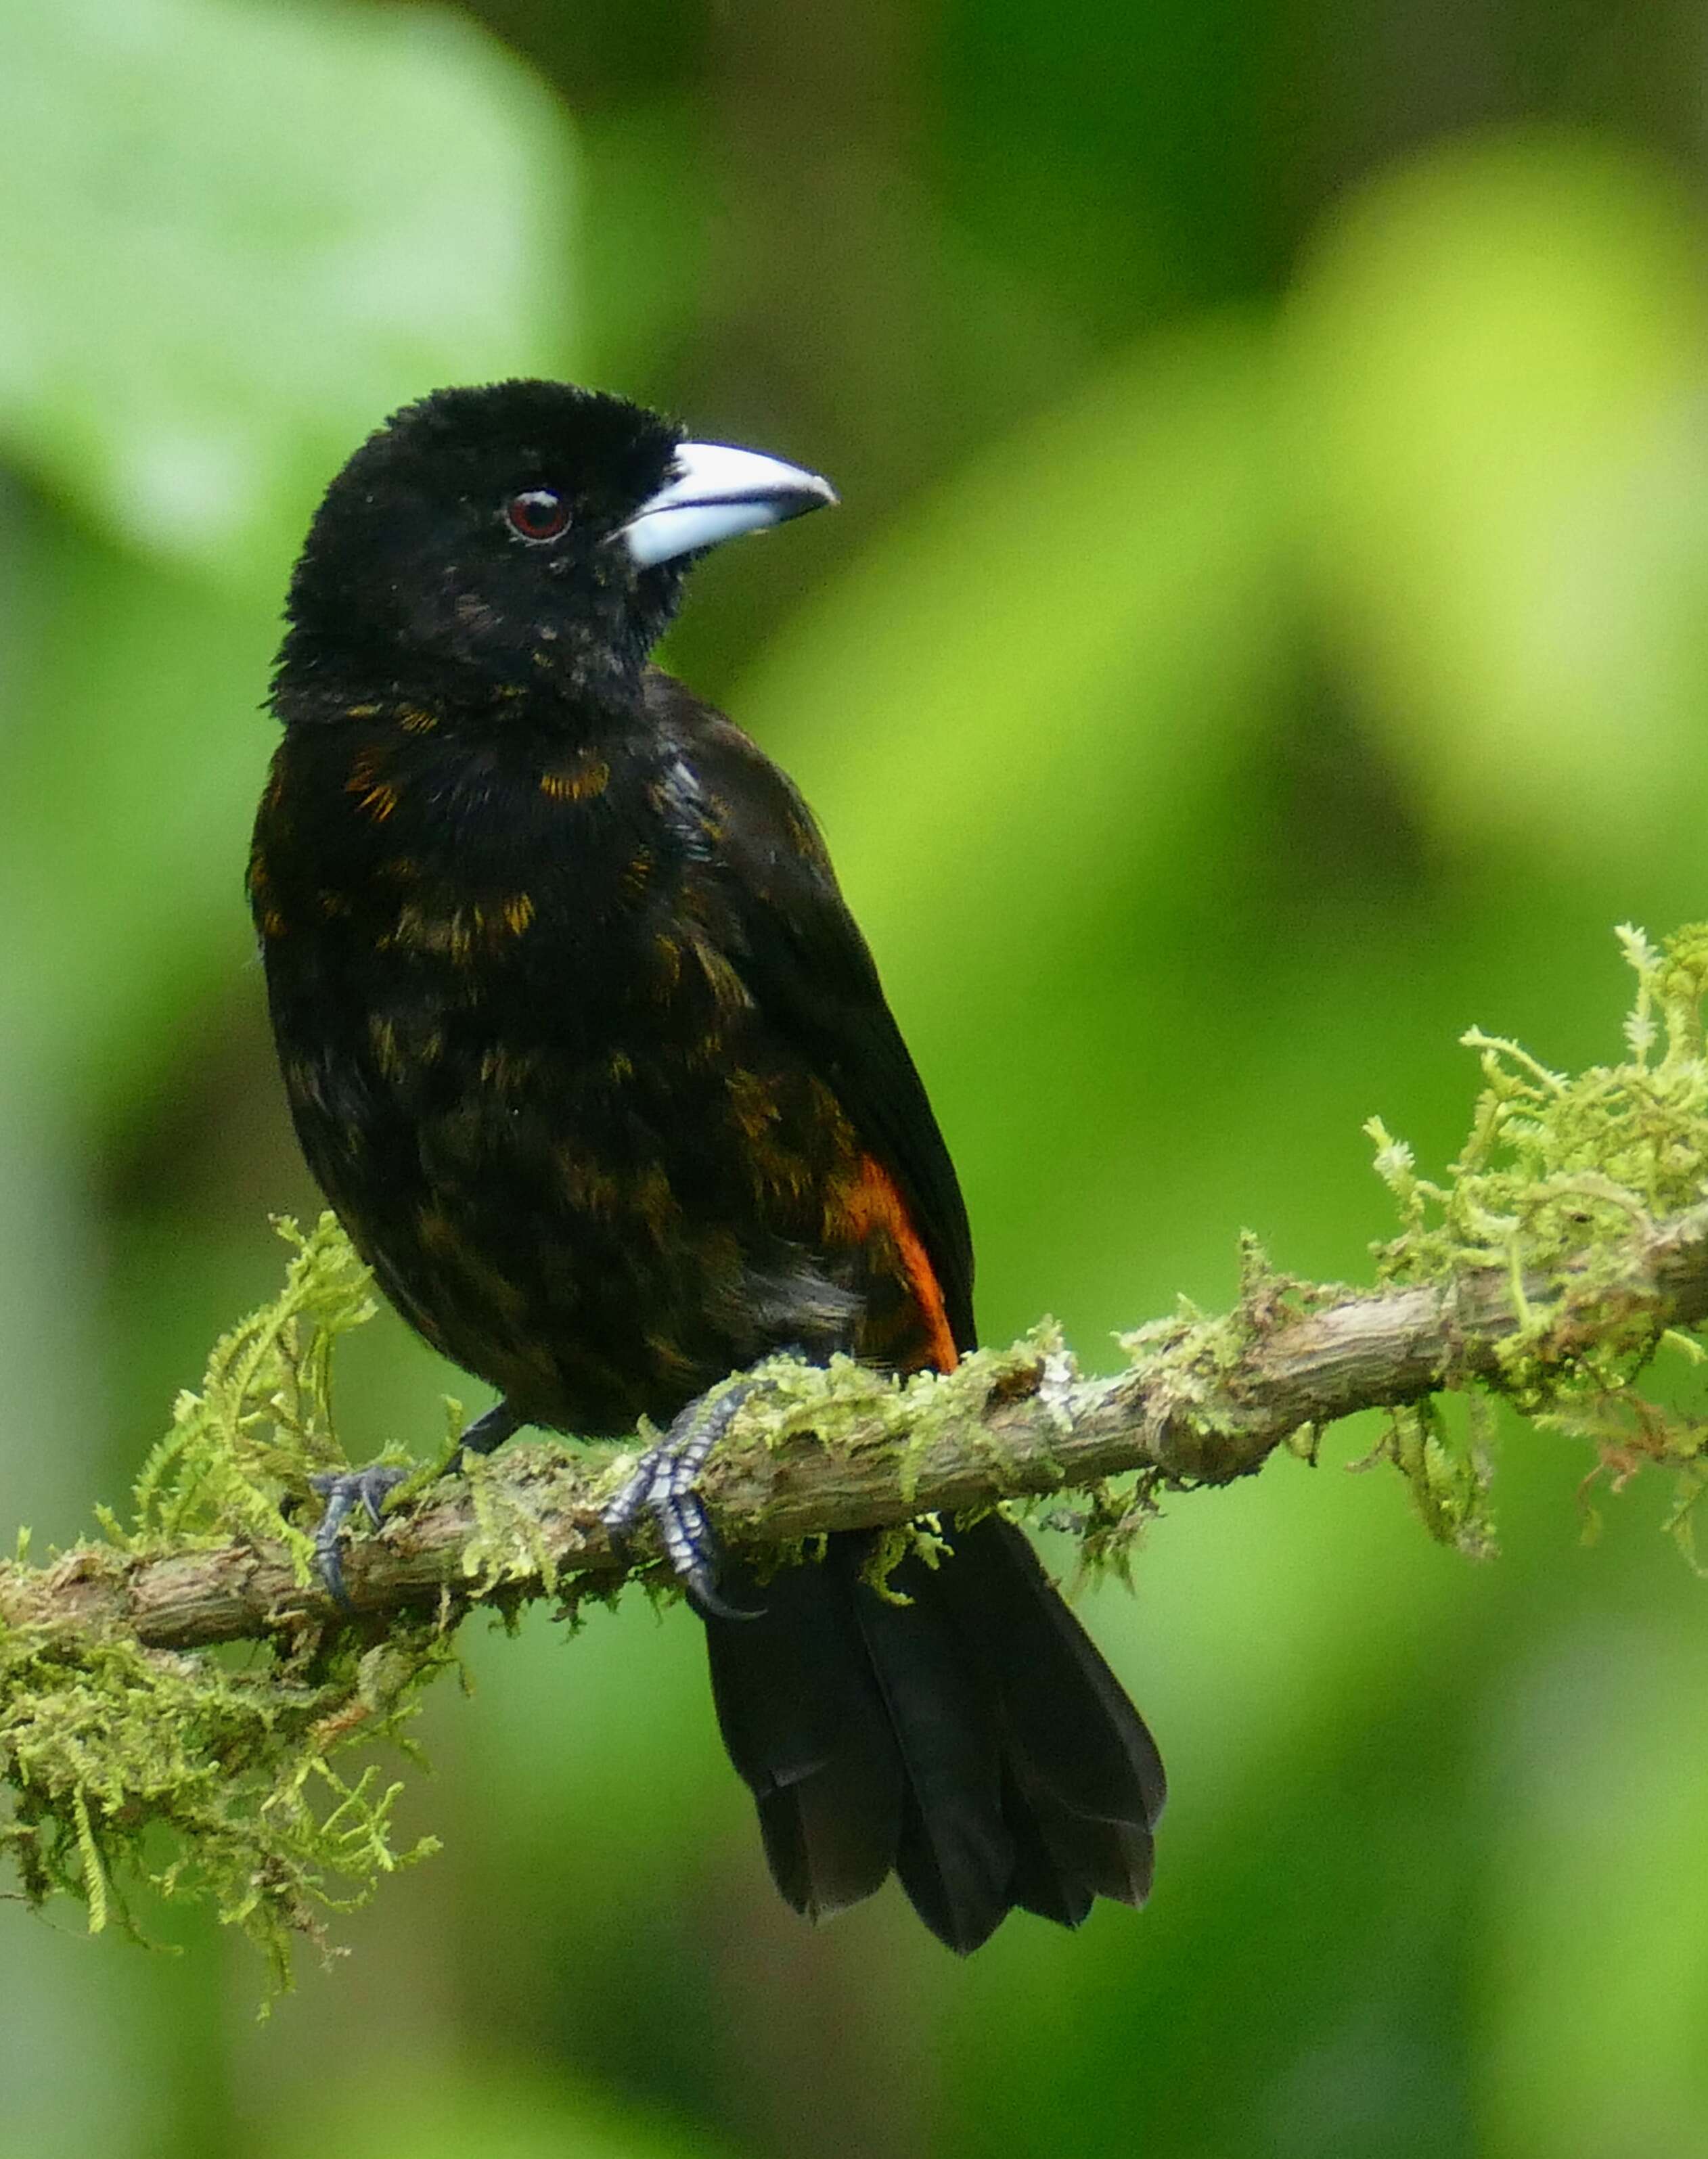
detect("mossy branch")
(7, 1198), (1708, 1658)
(9, 920), (1708, 1986)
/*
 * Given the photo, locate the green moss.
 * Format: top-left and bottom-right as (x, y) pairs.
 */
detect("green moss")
(0, 1608), (449, 1993)
(1075, 1233), (1351, 1578)
(116, 1210), (388, 1567)
(859, 1516), (953, 1604)
(1370, 924), (1708, 1319)
(1366, 923), (1708, 1548)
(459, 1437), (564, 1599)
(1351, 1398), (1498, 1560)
(1060, 1479), (1161, 1589)
(0, 1214), (446, 1997)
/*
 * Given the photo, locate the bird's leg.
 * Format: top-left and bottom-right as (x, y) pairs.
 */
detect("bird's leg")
(455, 1399), (523, 1459)
(311, 1398), (522, 1606)
(602, 1378), (771, 1622)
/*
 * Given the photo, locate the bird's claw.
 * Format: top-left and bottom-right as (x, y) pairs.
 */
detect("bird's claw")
(309, 1463), (407, 1607)
(602, 1381), (764, 1621)
(307, 1399), (522, 1608)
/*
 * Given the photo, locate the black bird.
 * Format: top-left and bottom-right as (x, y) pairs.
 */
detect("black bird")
(250, 380), (1165, 1950)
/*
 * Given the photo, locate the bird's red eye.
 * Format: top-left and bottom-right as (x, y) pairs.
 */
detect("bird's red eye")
(505, 488), (570, 542)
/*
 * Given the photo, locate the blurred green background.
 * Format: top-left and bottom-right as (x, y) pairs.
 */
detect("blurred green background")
(3, 0), (1708, 2152)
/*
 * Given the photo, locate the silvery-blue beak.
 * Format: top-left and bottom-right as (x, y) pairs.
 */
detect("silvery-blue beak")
(619, 441), (838, 569)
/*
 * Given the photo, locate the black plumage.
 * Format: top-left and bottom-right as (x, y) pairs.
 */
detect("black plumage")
(251, 379), (1164, 1949)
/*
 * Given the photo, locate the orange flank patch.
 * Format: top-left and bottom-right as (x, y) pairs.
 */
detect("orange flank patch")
(834, 1153), (960, 1376)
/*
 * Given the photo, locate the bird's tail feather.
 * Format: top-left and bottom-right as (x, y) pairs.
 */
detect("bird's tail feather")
(703, 1516), (1163, 1953)
(706, 1552), (903, 1919)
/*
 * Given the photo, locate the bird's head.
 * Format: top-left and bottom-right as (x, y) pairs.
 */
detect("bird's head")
(274, 379), (836, 708)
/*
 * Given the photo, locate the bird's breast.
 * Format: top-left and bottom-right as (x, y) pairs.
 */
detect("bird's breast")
(256, 717), (687, 992)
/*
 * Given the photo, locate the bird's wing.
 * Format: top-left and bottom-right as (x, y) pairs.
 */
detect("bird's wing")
(646, 668), (975, 1353)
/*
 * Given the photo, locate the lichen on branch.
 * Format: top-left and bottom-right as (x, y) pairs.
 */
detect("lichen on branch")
(6, 923), (1708, 1989)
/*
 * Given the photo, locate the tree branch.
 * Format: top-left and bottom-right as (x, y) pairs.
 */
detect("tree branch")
(9, 1199), (1707, 1656)
(10, 926), (1708, 1974)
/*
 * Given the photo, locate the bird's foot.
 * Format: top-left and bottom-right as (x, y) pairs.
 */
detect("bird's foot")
(309, 1463), (407, 1608)
(602, 1379), (767, 1622)
(311, 1399), (524, 1606)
